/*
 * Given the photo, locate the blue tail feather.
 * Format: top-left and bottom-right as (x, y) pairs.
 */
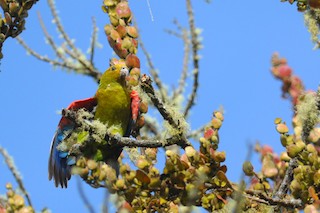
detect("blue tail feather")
(48, 127), (73, 188)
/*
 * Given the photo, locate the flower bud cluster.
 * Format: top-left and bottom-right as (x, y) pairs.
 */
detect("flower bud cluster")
(72, 157), (121, 189)
(248, 143), (288, 193)
(248, 115), (320, 210)
(280, 0), (320, 12)
(158, 111), (232, 212)
(0, 0), (38, 58)
(280, 117), (320, 204)
(271, 53), (304, 106)
(3, 183), (35, 213)
(73, 110), (232, 212)
(102, 0), (140, 74)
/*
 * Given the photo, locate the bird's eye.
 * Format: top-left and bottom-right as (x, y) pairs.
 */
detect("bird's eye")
(111, 66), (116, 71)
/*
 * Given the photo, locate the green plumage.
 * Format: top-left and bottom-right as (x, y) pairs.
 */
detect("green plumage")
(48, 64), (132, 188)
(94, 64), (131, 136)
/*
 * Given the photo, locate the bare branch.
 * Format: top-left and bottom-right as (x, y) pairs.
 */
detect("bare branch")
(16, 37), (84, 71)
(274, 86), (320, 201)
(0, 146), (33, 209)
(61, 45), (101, 82)
(246, 189), (303, 209)
(89, 17), (98, 66)
(136, 24), (167, 101)
(46, 0), (101, 82)
(76, 177), (95, 213)
(273, 158), (298, 200)
(47, 0), (79, 54)
(37, 11), (63, 59)
(173, 28), (190, 100)
(143, 119), (160, 136)
(184, 0), (200, 117)
(187, 124), (206, 139)
(102, 190), (109, 213)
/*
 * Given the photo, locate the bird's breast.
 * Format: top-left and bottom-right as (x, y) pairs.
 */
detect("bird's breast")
(94, 83), (131, 136)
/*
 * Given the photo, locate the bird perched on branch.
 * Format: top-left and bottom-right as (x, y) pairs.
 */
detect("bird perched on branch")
(48, 64), (140, 188)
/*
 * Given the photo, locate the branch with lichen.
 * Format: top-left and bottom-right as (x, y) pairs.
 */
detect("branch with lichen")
(61, 108), (189, 149)
(239, 54), (320, 211)
(245, 189), (303, 208)
(280, 1), (320, 48)
(59, 105), (232, 211)
(0, 146), (33, 209)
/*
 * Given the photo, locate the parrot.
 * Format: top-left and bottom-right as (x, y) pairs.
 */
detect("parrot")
(48, 64), (140, 188)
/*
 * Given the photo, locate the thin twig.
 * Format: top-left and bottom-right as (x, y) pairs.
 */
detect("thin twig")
(61, 45), (101, 81)
(164, 29), (183, 38)
(173, 28), (190, 100)
(77, 177), (95, 213)
(47, 0), (101, 82)
(0, 146), (33, 209)
(184, 0), (200, 117)
(47, 0), (79, 54)
(187, 124), (206, 139)
(136, 23), (167, 101)
(165, 20), (190, 101)
(37, 11), (63, 59)
(273, 158), (298, 200)
(246, 189), (303, 208)
(242, 194), (269, 205)
(144, 119), (159, 136)
(102, 189), (109, 213)
(89, 17), (98, 66)
(16, 37), (83, 71)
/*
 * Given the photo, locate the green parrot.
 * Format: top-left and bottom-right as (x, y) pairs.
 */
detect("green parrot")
(48, 64), (139, 188)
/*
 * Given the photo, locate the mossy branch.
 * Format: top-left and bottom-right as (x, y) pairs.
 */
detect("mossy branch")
(61, 108), (191, 149)
(140, 74), (191, 148)
(0, 146), (33, 209)
(245, 189), (303, 209)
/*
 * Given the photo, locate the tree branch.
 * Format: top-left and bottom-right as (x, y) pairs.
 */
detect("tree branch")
(138, 33), (167, 102)
(89, 17), (98, 66)
(16, 37), (83, 71)
(184, 0), (200, 117)
(246, 189), (303, 209)
(0, 146), (33, 209)
(76, 177), (95, 213)
(61, 104), (191, 149)
(47, 0), (101, 82)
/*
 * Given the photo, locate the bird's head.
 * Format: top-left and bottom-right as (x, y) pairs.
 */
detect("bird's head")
(99, 64), (129, 86)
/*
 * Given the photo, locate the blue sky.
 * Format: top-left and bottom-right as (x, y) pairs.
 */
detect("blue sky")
(0, 0), (319, 212)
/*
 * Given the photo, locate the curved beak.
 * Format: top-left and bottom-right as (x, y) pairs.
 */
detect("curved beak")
(120, 67), (129, 80)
